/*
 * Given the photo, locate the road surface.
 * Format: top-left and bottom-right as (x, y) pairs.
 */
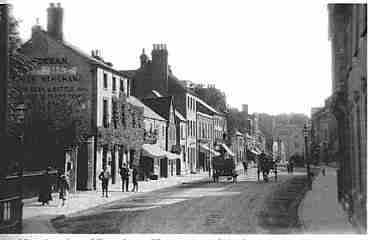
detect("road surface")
(52, 170), (310, 234)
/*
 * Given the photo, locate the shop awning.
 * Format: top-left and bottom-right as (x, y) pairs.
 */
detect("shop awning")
(254, 147), (262, 155)
(142, 144), (167, 158)
(221, 143), (235, 157)
(199, 143), (220, 156)
(165, 151), (181, 160)
(250, 149), (260, 155)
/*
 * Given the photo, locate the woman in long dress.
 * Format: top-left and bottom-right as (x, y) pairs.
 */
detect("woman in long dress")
(38, 167), (53, 206)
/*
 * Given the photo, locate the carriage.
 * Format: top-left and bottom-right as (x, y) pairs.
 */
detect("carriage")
(258, 153), (277, 182)
(212, 155), (238, 183)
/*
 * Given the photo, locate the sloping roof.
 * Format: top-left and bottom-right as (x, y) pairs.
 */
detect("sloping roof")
(142, 96), (173, 121)
(119, 70), (137, 79)
(23, 29), (124, 76)
(175, 110), (186, 122)
(127, 96), (166, 121)
(168, 73), (197, 97)
(235, 130), (244, 136)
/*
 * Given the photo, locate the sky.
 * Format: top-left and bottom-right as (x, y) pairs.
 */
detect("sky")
(10, 0), (338, 116)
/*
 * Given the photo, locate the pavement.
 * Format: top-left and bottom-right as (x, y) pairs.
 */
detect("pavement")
(21, 172), (209, 233)
(298, 166), (357, 234)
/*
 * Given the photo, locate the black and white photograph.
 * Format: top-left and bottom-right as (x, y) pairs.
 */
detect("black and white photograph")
(0, 0), (367, 238)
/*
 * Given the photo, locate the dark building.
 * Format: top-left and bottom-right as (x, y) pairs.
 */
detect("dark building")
(18, 3), (144, 192)
(328, 3), (367, 232)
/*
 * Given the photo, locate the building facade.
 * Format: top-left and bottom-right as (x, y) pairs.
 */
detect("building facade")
(328, 4), (367, 232)
(19, 3), (144, 191)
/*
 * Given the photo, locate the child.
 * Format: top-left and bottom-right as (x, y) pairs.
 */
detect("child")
(58, 174), (69, 207)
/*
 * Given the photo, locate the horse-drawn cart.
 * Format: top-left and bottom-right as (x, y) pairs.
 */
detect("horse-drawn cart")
(212, 155), (238, 183)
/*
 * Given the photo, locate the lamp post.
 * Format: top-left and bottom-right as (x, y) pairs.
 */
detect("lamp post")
(303, 123), (311, 181)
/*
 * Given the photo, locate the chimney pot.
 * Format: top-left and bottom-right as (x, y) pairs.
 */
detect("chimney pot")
(50, 3), (55, 7)
(57, 2), (61, 8)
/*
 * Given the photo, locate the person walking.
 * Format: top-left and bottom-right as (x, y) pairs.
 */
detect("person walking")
(119, 163), (129, 192)
(38, 167), (53, 206)
(243, 161), (248, 175)
(58, 174), (69, 207)
(98, 166), (111, 198)
(131, 167), (138, 192)
(274, 161), (278, 182)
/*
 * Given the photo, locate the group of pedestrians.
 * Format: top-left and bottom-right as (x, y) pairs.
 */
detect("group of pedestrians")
(38, 163), (139, 207)
(98, 163), (139, 198)
(38, 167), (70, 207)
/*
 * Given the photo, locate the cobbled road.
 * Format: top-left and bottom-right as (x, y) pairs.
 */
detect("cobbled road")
(52, 170), (311, 234)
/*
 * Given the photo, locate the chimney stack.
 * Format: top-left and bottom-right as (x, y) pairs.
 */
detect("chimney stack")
(47, 2), (63, 41)
(151, 43), (169, 95)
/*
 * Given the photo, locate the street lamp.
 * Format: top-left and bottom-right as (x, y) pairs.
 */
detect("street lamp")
(303, 123), (311, 181)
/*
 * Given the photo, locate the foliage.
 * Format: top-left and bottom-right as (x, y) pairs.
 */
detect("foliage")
(192, 85), (227, 113)
(226, 107), (248, 136)
(8, 7), (22, 53)
(97, 96), (144, 150)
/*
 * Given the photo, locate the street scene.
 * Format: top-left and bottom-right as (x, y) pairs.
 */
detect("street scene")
(0, 0), (367, 236)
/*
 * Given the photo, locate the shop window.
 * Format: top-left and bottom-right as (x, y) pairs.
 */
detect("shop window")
(129, 149), (135, 168)
(102, 145), (108, 168)
(132, 112), (136, 128)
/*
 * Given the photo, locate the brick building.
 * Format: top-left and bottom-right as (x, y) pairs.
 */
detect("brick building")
(18, 3), (144, 191)
(125, 45), (227, 174)
(328, 4), (366, 232)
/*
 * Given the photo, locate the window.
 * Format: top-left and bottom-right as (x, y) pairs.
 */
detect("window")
(132, 112), (136, 128)
(193, 121), (196, 136)
(112, 76), (116, 92)
(120, 79), (125, 94)
(103, 73), (108, 89)
(127, 79), (130, 97)
(162, 125), (165, 137)
(121, 104), (125, 127)
(112, 100), (118, 129)
(2, 201), (11, 221)
(102, 145), (108, 168)
(103, 99), (109, 128)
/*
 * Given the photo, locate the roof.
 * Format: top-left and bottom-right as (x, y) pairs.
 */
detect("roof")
(119, 70), (137, 79)
(142, 96), (173, 121)
(168, 73), (197, 97)
(195, 97), (223, 116)
(23, 28), (125, 76)
(175, 110), (186, 122)
(127, 96), (166, 121)
(235, 130), (244, 136)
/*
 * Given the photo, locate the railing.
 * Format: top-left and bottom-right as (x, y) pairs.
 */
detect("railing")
(0, 175), (23, 234)
(0, 169), (58, 233)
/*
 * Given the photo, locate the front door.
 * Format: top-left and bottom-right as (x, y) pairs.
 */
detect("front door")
(160, 158), (168, 178)
(176, 158), (181, 175)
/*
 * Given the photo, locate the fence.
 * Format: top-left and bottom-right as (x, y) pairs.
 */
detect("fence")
(0, 169), (58, 233)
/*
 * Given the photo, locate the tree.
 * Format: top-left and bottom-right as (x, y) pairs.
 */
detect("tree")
(193, 85), (227, 113)
(226, 107), (248, 136)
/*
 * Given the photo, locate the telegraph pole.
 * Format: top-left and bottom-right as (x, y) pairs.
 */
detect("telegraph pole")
(303, 123), (311, 182)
